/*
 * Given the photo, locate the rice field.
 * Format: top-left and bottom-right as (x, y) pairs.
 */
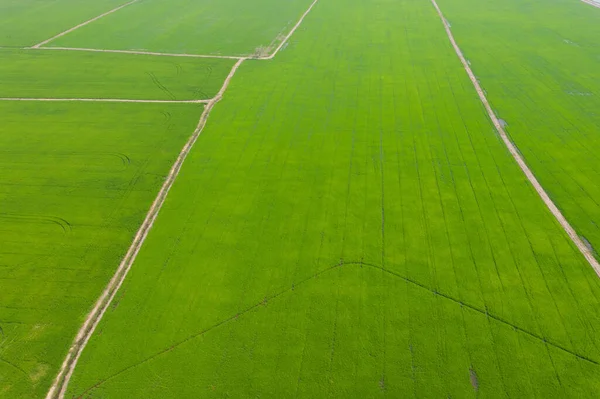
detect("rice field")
(436, 0), (600, 268)
(1, 0), (600, 398)
(0, 0), (126, 47)
(45, 0), (315, 56)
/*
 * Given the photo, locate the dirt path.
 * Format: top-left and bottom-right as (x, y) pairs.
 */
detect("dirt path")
(32, 0), (140, 49)
(30, 0), (318, 60)
(44, 58), (245, 399)
(31, 46), (245, 60)
(581, 0), (600, 8)
(0, 98), (209, 104)
(430, 0), (600, 276)
(45, 0), (322, 396)
(260, 0), (320, 60)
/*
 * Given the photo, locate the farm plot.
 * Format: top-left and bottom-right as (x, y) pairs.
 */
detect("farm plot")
(435, 0), (600, 262)
(0, 49), (235, 100)
(0, 0), (129, 47)
(45, 0), (315, 56)
(0, 101), (203, 399)
(64, 0), (600, 397)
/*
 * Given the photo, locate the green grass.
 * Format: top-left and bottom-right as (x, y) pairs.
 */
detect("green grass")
(435, 0), (600, 264)
(0, 101), (202, 399)
(64, 0), (600, 397)
(0, 0), (128, 47)
(0, 49), (235, 100)
(48, 0), (314, 56)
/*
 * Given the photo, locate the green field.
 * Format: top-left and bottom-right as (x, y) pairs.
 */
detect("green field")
(63, 0), (600, 397)
(0, 101), (205, 399)
(48, 0), (314, 56)
(0, 49), (235, 99)
(0, 0), (128, 47)
(2, 0), (600, 398)
(436, 0), (600, 266)
(0, 40), (231, 398)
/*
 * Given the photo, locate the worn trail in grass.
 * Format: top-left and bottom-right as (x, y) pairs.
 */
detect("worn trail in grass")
(64, 0), (600, 397)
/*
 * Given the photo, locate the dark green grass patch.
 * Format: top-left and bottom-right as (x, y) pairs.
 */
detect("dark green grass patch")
(65, 0), (600, 397)
(0, 101), (202, 399)
(0, 49), (234, 100)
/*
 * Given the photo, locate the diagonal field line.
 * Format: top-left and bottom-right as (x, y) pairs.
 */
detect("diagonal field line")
(31, 0), (140, 49)
(45, 0), (322, 396)
(75, 260), (600, 397)
(581, 0), (600, 8)
(44, 58), (245, 399)
(29, 46), (245, 60)
(27, 0), (318, 60)
(0, 98), (210, 104)
(260, 0), (320, 60)
(430, 0), (600, 276)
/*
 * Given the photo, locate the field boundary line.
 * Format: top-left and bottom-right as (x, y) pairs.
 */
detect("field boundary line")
(29, 46), (245, 60)
(74, 259), (600, 396)
(45, 58), (246, 399)
(430, 0), (600, 276)
(47, 0), (322, 396)
(581, 0), (600, 8)
(259, 0), (320, 60)
(30, 0), (319, 60)
(0, 98), (210, 104)
(31, 0), (140, 49)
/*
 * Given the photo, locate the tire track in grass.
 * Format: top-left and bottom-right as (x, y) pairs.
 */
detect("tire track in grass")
(31, 0), (141, 49)
(482, 134), (565, 388)
(439, 66), (539, 391)
(443, 73), (541, 393)
(429, 77), (509, 394)
(488, 145), (572, 388)
(430, 0), (600, 276)
(393, 70), (419, 398)
(0, 357), (28, 377)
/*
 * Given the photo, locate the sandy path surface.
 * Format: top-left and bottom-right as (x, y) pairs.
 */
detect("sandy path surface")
(32, 46), (245, 60)
(46, 0), (322, 396)
(430, 0), (600, 276)
(32, 0), (140, 49)
(0, 98), (209, 104)
(581, 0), (600, 8)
